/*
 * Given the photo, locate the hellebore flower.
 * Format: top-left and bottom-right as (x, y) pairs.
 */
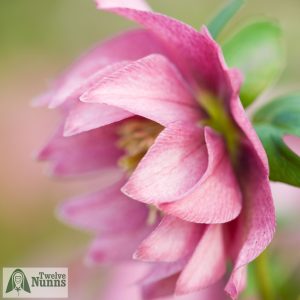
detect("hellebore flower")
(36, 0), (275, 299)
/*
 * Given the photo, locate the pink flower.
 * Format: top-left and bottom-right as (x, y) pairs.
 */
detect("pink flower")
(36, 0), (275, 299)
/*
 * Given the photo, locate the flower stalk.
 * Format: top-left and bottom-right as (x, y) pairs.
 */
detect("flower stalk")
(253, 250), (276, 300)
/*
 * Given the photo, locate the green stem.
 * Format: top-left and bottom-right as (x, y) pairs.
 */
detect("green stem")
(253, 250), (276, 300)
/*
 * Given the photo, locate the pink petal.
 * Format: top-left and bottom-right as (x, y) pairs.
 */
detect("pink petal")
(176, 225), (226, 294)
(228, 70), (269, 172)
(160, 127), (242, 224)
(96, 0), (151, 11)
(36, 123), (121, 176)
(225, 144), (275, 299)
(64, 102), (132, 136)
(122, 122), (208, 204)
(37, 29), (166, 108)
(142, 274), (178, 300)
(225, 266), (247, 300)
(59, 179), (148, 234)
(95, 1), (233, 97)
(139, 259), (187, 288)
(62, 61), (134, 136)
(87, 225), (153, 264)
(81, 54), (200, 127)
(134, 215), (203, 262)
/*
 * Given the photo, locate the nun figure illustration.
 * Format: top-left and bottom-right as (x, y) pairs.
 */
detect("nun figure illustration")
(6, 269), (31, 296)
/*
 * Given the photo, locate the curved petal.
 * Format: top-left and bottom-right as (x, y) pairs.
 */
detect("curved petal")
(95, 1), (233, 98)
(225, 143), (275, 299)
(62, 61), (134, 136)
(160, 127), (242, 224)
(225, 266), (247, 300)
(36, 29), (166, 108)
(64, 102), (133, 136)
(58, 179), (148, 234)
(36, 123), (121, 176)
(134, 216), (203, 262)
(96, 0), (151, 11)
(176, 225), (226, 295)
(228, 69), (269, 172)
(122, 122), (208, 204)
(81, 54), (200, 127)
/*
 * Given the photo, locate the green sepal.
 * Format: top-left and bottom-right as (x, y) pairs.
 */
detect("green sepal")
(253, 93), (300, 187)
(223, 20), (285, 108)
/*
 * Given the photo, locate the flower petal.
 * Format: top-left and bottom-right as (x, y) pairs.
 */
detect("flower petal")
(225, 266), (247, 300)
(228, 69), (269, 172)
(87, 226), (152, 264)
(160, 127), (242, 224)
(95, 1), (233, 97)
(64, 102), (132, 136)
(142, 274), (178, 300)
(36, 123), (121, 176)
(81, 54), (200, 127)
(134, 215), (203, 262)
(59, 179), (148, 234)
(96, 0), (151, 11)
(225, 144), (275, 299)
(62, 61), (134, 136)
(176, 225), (226, 294)
(36, 29), (165, 108)
(140, 259), (187, 287)
(122, 122), (208, 204)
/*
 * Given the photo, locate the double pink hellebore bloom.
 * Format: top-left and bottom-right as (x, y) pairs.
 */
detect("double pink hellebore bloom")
(37, 0), (275, 299)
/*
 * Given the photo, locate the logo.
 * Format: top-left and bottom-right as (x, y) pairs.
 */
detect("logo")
(2, 268), (68, 298)
(5, 269), (31, 296)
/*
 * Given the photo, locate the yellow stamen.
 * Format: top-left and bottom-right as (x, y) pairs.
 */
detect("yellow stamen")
(117, 119), (163, 173)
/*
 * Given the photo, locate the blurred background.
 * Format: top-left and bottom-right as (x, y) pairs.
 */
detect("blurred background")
(0, 0), (299, 299)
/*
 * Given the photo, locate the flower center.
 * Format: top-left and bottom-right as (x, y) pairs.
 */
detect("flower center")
(198, 91), (241, 161)
(117, 119), (163, 173)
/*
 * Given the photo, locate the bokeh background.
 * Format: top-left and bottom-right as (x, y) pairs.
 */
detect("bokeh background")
(1, 0), (299, 299)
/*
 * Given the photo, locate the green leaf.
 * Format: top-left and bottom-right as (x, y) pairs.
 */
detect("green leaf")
(253, 93), (300, 187)
(207, 0), (245, 39)
(223, 20), (285, 108)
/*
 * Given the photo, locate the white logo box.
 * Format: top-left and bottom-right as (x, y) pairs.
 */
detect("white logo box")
(3, 268), (68, 298)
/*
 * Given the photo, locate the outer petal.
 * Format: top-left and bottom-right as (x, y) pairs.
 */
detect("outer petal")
(134, 216), (203, 262)
(95, 1), (233, 98)
(228, 69), (269, 172)
(122, 122), (208, 204)
(64, 102), (132, 136)
(96, 0), (151, 11)
(36, 29), (166, 108)
(176, 225), (226, 294)
(58, 179), (148, 234)
(225, 143), (275, 299)
(36, 123), (121, 176)
(62, 61), (134, 136)
(160, 128), (242, 224)
(81, 54), (200, 127)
